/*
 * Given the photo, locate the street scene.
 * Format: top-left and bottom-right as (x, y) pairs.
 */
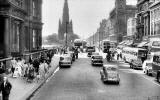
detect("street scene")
(0, 0), (160, 100)
(31, 52), (160, 100)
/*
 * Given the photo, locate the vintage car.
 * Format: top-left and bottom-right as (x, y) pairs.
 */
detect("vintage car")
(88, 52), (99, 58)
(100, 65), (120, 84)
(91, 55), (103, 66)
(87, 52), (92, 57)
(59, 54), (72, 68)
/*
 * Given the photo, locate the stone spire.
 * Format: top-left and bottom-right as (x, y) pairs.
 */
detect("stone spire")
(58, 0), (74, 40)
(62, 0), (70, 34)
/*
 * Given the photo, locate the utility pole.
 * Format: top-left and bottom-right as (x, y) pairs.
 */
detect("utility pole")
(99, 30), (100, 51)
(93, 33), (94, 46)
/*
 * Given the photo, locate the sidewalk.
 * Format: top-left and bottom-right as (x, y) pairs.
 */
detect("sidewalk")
(8, 54), (60, 100)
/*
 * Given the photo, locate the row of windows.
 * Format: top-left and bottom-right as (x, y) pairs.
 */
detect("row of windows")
(14, 0), (23, 7)
(150, 6), (160, 36)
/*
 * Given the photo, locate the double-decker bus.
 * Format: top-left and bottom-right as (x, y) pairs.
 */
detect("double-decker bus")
(101, 40), (116, 53)
(73, 39), (87, 49)
(101, 40), (110, 53)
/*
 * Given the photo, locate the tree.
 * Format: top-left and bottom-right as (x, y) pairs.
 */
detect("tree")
(45, 33), (59, 44)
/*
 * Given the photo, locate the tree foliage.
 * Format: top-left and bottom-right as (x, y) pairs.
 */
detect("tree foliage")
(43, 33), (80, 45)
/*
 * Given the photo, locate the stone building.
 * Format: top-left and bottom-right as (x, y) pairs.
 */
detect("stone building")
(0, 0), (43, 58)
(58, 0), (73, 40)
(149, 0), (160, 40)
(136, 0), (151, 41)
(127, 17), (137, 38)
(109, 0), (137, 42)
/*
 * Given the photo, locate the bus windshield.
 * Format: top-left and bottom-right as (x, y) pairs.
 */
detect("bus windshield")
(138, 50), (147, 58)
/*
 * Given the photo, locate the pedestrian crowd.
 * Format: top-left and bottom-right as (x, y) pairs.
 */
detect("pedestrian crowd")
(9, 50), (54, 83)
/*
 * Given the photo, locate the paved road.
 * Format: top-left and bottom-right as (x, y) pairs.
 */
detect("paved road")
(31, 53), (160, 100)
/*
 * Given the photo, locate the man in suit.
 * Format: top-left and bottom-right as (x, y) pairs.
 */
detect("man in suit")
(0, 77), (12, 100)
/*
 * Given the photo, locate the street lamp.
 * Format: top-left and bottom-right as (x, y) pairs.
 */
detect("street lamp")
(99, 31), (100, 51)
(65, 22), (69, 49)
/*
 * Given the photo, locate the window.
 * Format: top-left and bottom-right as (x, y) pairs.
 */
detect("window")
(33, 0), (36, 16)
(15, 0), (23, 7)
(33, 30), (36, 48)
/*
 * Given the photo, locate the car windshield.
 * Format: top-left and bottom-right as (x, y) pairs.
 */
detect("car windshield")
(92, 53), (99, 55)
(87, 47), (94, 49)
(107, 67), (117, 71)
(93, 56), (102, 59)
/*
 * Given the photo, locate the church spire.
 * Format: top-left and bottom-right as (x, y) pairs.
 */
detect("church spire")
(58, 0), (74, 40)
(62, 0), (69, 25)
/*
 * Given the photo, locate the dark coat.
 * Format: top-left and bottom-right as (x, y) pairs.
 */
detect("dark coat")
(0, 81), (12, 96)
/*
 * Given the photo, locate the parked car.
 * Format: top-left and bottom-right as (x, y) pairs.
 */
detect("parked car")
(91, 55), (103, 66)
(100, 65), (120, 84)
(59, 54), (72, 68)
(152, 52), (160, 83)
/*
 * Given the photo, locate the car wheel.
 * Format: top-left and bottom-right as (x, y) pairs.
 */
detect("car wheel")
(157, 74), (160, 83)
(146, 70), (149, 75)
(116, 81), (119, 85)
(130, 63), (133, 69)
(101, 74), (104, 81)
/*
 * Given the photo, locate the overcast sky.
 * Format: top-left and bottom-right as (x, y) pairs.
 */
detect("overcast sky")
(42, 0), (137, 39)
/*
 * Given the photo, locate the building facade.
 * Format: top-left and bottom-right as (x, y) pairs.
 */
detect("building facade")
(150, 0), (160, 38)
(136, 0), (151, 41)
(0, 0), (43, 58)
(109, 0), (137, 42)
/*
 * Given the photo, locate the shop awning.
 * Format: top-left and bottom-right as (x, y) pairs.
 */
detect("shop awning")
(137, 41), (149, 47)
(119, 41), (127, 45)
(125, 40), (133, 46)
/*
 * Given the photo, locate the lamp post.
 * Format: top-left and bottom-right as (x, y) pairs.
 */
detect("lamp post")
(65, 22), (69, 49)
(99, 29), (100, 51)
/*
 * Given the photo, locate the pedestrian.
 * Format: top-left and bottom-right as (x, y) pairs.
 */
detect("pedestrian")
(39, 61), (46, 80)
(0, 77), (12, 100)
(10, 58), (17, 77)
(27, 63), (35, 83)
(120, 53), (122, 60)
(33, 58), (40, 74)
(117, 53), (119, 61)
